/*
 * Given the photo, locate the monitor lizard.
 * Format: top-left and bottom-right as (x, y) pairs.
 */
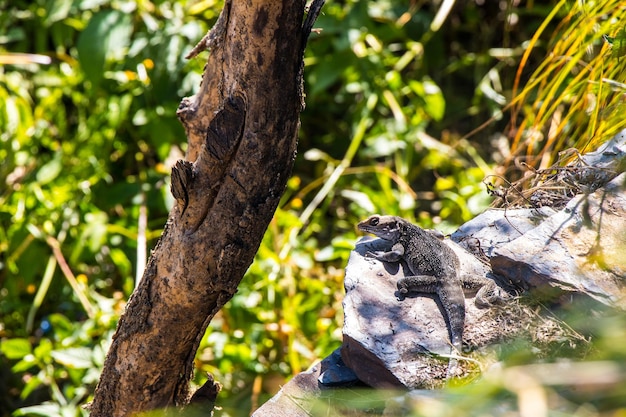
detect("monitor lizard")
(357, 214), (503, 376)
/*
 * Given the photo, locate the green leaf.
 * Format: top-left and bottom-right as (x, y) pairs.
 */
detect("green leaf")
(0, 338), (32, 359)
(419, 79), (445, 122)
(83, 211), (108, 253)
(77, 0), (110, 10)
(45, 0), (73, 25)
(36, 154), (62, 184)
(51, 347), (93, 369)
(14, 402), (62, 416)
(47, 313), (75, 337)
(340, 189), (375, 213)
(33, 338), (53, 363)
(609, 27), (626, 59)
(109, 247), (132, 277)
(309, 56), (348, 97)
(12, 357), (37, 373)
(76, 10), (133, 86)
(19, 374), (46, 400)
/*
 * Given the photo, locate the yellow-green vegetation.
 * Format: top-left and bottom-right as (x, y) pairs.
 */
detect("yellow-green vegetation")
(1, 0), (625, 416)
(487, 0), (626, 206)
(509, 0), (626, 163)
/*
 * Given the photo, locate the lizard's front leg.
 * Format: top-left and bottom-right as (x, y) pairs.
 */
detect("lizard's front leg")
(396, 274), (439, 294)
(366, 242), (405, 263)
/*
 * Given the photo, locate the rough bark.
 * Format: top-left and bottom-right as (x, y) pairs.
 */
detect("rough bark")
(90, 0), (323, 415)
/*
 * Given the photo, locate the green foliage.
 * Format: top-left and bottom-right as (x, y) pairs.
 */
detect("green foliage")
(0, 0), (210, 414)
(499, 0), (626, 181)
(3, 0), (625, 417)
(0, 308), (118, 416)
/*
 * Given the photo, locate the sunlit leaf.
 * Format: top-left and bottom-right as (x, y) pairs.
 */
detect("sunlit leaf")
(35, 154), (62, 184)
(45, 0), (73, 25)
(0, 338), (32, 359)
(76, 10), (133, 86)
(77, 0), (110, 10)
(51, 347), (93, 369)
(14, 402), (63, 416)
(33, 338), (53, 362)
(340, 189), (375, 213)
(421, 79), (445, 122)
(11, 356), (37, 373)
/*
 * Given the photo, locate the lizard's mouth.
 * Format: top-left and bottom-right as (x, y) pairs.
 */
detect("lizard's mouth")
(356, 223), (376, 235)
(357, 227), (389, 241)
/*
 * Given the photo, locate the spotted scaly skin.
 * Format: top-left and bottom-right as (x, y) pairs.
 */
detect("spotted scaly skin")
(358, 214), (465, 376)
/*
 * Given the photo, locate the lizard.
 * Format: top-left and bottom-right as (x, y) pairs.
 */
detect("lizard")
(357, 214), (503, 376)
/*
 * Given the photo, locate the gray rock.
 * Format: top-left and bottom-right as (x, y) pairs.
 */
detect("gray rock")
(251, 348), (350, 417)
(570, 128), (626, 189)
(491, 173), (626, 307)
(451, 207), (556, 257)
(318, 349), (360, 387)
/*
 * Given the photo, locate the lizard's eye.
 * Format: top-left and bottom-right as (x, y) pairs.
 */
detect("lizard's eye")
(370, 217), (379, 226)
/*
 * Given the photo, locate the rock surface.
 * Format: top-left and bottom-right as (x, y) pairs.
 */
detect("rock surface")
(491, 173), (626, 307)
(451, 207), (556, 257)
(569, 129), (626, 186)
(251, 349), (357, 417)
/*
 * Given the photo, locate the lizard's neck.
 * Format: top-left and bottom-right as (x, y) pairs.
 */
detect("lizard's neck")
(395, 220), (416, 243)
(398, 219), (432, 243)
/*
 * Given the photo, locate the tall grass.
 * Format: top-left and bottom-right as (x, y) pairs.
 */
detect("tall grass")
(505, 0), (626, 175)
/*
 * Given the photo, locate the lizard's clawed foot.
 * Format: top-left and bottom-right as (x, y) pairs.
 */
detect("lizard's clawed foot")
(475, 281), (509, 308)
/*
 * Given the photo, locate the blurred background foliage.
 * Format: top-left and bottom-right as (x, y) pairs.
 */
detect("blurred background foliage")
(1, 0), (625, 416)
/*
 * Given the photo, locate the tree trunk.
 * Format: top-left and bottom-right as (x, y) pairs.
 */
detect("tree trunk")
(90, 0), (323, 414)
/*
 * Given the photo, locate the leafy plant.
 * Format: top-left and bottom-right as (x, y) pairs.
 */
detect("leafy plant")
(1, 309), (119, 417)
(1, 0), (211, 414)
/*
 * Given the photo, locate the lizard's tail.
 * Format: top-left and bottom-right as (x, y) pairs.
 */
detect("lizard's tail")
(437, 283), (465, 376)
(437, 284), (465, 351)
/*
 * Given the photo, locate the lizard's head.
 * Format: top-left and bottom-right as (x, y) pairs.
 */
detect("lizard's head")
(357, 215), (402, 241)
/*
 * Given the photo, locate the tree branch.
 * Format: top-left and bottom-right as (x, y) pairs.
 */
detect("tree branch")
(90, 0), (322, 415)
